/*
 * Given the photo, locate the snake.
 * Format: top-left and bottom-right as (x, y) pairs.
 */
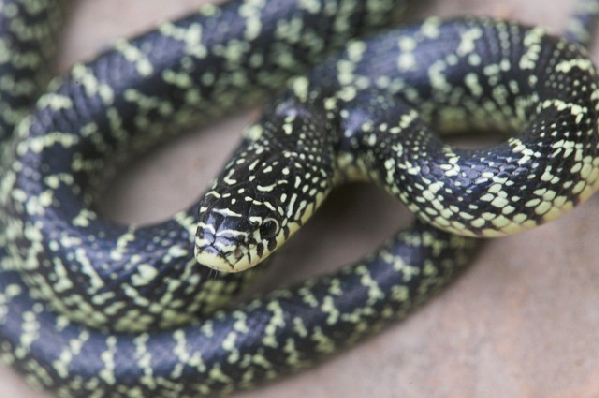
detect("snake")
(0, 0), (598, 397)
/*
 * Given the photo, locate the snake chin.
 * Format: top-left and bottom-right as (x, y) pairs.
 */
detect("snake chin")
(193, 240), (249, 273)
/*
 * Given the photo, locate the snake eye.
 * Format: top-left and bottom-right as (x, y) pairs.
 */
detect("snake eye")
(259, 219), (279, 240)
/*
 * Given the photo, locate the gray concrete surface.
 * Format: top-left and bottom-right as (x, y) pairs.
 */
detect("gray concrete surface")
(2, 0), (599, 397)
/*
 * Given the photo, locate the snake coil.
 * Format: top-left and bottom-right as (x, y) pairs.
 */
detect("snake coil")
(0, 0), (598, 397)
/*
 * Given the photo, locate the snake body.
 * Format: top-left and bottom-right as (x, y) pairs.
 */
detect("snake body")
(0, 0), (598, 397)
(195, 16), (599, 272)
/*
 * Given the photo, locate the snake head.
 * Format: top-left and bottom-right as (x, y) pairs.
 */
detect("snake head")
(194, 103), (334, 273)
(194, 151), (293, 273)
(194, 199), (285, 273)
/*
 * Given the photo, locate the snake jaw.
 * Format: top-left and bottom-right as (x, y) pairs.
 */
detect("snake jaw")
(194, 226), (281, 273)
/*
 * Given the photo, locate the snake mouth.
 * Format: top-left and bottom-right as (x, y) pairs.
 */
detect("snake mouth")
(194, 241), (246, 273)
(194, 224), (258, 273)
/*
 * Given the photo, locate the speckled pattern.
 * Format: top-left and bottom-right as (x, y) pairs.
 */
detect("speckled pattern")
(196, 16), (599, 275)
(3, 0), (425, 333)
(0, 0), (599, 398)
(0, 0), (477, 396)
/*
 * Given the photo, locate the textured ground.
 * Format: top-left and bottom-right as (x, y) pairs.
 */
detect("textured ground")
(2, 0), (599, 397)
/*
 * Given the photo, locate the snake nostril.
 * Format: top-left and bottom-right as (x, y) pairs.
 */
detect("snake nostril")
(233, 247), (244, 260)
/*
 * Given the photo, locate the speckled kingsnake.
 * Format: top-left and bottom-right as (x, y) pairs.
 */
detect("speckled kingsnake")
(0, 0), (598, 397)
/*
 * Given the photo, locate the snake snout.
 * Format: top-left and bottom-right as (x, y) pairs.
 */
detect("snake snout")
(194, 219), (246, 272)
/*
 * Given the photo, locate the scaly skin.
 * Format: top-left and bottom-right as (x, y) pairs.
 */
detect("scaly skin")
(0, 0), (598, 397)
